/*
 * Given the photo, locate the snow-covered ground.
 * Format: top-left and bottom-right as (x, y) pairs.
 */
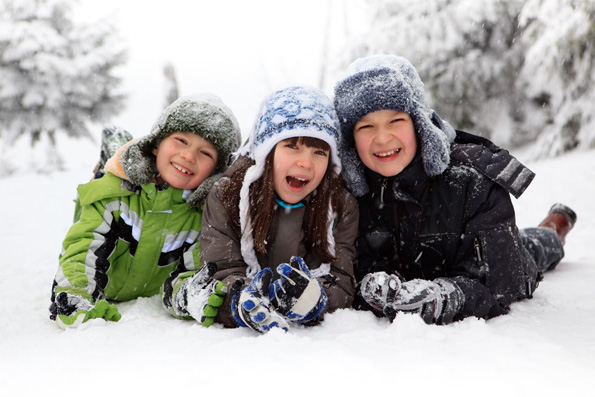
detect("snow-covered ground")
(1, 135), (593, 396)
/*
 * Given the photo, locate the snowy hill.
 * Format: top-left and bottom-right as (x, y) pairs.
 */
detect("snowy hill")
(1, 136), (593, 396)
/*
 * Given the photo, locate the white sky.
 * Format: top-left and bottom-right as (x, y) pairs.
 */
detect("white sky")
(77, 0), (365, 141)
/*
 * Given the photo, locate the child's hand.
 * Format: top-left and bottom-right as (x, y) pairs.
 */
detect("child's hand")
(270, 256), (328, 324)
(231, 268), (289, 333)
(182, 262), (227, 327)
(360, 272), (464, 324)
(52, 292), (121, 329)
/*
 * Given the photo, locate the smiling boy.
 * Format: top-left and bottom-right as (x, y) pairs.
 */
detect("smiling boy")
(49, 93), (241, 328)
(334, 55), (576, 324)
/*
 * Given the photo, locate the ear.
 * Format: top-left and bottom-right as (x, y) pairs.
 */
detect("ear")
(152, 147), (158, 156)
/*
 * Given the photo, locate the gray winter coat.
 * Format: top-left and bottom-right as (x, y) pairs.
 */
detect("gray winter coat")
(200, 170), (359, 328)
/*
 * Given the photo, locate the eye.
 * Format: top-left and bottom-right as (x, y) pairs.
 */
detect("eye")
(390, 118), (405, 123)
(284, 143), (298, 150)
(315, 149), (329, 157)
(355, 124), (372, 132)
(175, 137), (188, 144)
(201, 150), (214, 159)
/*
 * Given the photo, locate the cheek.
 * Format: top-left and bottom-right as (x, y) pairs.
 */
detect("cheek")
(318, 158), (330, 174)
(405, 132), (418, 152)
(354, 136), (368, 156)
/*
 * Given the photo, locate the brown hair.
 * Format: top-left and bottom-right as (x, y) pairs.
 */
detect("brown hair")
(221, 137), (343, 263)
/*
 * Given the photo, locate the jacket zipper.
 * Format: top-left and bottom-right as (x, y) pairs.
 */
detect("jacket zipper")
(380, 179), (388, 205)
(473, 237), (483, 262)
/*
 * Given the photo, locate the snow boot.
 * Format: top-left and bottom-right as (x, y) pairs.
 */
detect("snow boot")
(73, 125), (133, 223)
(92, 125), (133, 179)
(538, 203), (577, 245)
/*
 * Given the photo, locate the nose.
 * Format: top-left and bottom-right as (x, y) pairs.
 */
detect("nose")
(296, 152), (313, 169)
(180, 148), (196, 164)
(375, 126), (394, 145)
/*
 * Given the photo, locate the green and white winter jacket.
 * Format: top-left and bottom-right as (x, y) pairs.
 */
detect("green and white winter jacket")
(51, 172), (203, 309)
(50, 94), (241, 322)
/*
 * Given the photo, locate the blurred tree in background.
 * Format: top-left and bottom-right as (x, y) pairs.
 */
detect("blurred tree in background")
(335, 0), (595, 157)
(0, 0), (126, 171)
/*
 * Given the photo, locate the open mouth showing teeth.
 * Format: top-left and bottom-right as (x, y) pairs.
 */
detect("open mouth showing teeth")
(375, 149), (401, 158)
(286, 176), (309, 188)
(173, 163), (193, 175)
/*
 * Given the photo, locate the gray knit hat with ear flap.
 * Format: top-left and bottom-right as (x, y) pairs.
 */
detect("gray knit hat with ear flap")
(119, 93), (241, 207)
(333, 54), (456, 197)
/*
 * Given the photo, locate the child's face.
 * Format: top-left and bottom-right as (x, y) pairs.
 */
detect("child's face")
(272, 138), (330, 204)
(152, 132), (218, 190)
(353, 109), (417, 177)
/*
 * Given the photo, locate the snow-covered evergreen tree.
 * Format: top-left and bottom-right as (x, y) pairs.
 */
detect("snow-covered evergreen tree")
(341, 0), (527, 145)
(0, 0), (126, 171)
(519, 0), (595, 158)
(339, 0), (595, 155)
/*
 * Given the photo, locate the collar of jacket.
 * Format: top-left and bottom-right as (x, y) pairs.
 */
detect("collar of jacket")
(78, 173), (190, 206)
(365, 153), (429, 205)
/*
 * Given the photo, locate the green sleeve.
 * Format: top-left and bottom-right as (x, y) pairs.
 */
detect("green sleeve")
(161, 237), (202, 318)
(53, 197), (119, 303)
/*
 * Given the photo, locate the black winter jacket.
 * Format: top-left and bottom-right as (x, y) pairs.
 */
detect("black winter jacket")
(354, 131), (538, 321)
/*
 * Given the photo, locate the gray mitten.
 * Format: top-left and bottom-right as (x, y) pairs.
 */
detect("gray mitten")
(360, 272), (464, 324)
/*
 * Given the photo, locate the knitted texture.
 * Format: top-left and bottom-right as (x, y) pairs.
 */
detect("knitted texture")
(334, 54), (456, 197)
(236, 86), (341, 278)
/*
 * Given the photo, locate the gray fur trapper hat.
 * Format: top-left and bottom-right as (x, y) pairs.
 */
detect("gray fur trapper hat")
(333, 54), (456, 197)
(119, 93), (241, 207)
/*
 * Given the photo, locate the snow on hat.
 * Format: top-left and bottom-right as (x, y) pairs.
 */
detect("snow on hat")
(333, 54), (456, 197)
(118, 93), (241, 207)
(236, 85), (341, 278)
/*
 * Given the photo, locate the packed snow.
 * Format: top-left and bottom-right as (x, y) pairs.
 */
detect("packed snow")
(2, 1), (594, 395)
(0, 131), (593, 396)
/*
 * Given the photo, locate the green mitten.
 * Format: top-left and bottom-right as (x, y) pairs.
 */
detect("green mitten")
(52, 292), (121, 329)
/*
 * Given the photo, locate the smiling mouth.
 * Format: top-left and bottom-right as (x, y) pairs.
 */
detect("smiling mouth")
(286, 176), (309, 188)
(172, 163), (193, 175)
(374, 149), (401, 158)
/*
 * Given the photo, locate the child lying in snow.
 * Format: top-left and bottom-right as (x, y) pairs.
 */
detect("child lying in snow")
(198, 86), (359, 333)
(333, 54), (577, 324)
(49, 94), (241, 328)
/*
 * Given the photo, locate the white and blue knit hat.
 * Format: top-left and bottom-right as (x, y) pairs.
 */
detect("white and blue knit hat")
(236, 85), (341, 278)
(334, 55), (456, 197)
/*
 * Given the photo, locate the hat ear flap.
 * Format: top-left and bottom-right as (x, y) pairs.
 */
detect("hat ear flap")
(120, 137), (157, 185)
(411, 108), (452, 177)
(185, 172), (222, 208)
(338, 147), (369, 197)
